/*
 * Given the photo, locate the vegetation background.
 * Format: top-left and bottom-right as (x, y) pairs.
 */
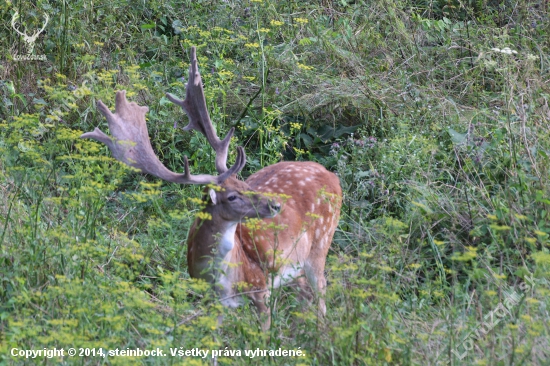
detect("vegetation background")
(1, 0), (549, 364)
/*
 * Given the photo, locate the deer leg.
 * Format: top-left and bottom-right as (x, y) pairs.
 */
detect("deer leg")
(295, 275), (314, 302)
(304, 258), (328, 317)
(250, 290), (271, 331)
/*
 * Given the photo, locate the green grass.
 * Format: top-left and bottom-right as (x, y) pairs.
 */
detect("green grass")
(1, 0), (550, 365)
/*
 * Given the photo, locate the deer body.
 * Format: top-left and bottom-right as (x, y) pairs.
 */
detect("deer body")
(188, 162), (341, 323)
(82, 47), (342, 330)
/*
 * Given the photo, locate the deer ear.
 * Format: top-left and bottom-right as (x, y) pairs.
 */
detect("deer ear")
(209, 188), (218, 205)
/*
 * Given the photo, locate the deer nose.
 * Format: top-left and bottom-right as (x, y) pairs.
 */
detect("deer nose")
(269, 200), (281, 213)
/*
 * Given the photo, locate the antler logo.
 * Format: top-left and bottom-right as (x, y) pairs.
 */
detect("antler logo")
(11, 11), (49, 61)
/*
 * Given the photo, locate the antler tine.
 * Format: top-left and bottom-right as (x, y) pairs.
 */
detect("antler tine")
(35, 13), (49, 36)
(182, 146), (246, 184)
(166, 46), (236, 174)
(80, 90), (246, 185)
(11, 12), (26, 37)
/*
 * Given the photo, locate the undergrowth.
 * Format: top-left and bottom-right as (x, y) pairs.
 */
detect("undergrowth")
(1, 0), (550, 365)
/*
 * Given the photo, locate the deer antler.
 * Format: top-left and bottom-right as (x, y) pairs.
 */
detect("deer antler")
(81, 47), (246, 184)
(166, 47), (234, 174)
(81, 90), (245, 184)
(80, 91), (245, 184)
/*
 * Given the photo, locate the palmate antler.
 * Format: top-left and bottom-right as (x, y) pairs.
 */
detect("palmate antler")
(81, 47), (245, 185)
(166, 47), (235, 174)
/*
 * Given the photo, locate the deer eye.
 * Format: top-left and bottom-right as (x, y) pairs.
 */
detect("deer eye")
(228, 195), (237, 202)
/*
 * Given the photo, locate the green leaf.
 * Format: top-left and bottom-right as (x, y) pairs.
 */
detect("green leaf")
(300, 133), (313, 147)
(159, 96), (171, 106)
(447, 128), (466, 144)
(355, 171), (371, 178)
(6, 80), (15, 95)
(308, 124), (359, 142)
(172, 20), (183, 34)
(32, 98), (48, 106)
(139, 62), (154, 68)
(140, 23), (156, 30)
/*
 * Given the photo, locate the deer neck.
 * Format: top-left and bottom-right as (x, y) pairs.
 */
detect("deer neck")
(190, 207), (240, 282)
(217, 221), (238, 258)
(189, 209), (246, 307)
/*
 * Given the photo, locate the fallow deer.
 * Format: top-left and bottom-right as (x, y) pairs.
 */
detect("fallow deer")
(81, 47), (342, 330)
